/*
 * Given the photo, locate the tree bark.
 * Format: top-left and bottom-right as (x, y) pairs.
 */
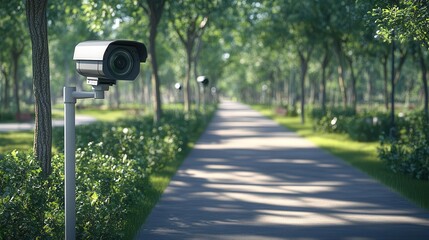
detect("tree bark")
(26, 0), (52, 176)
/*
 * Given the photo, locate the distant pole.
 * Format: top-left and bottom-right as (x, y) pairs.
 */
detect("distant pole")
(390, 30), (395, 138)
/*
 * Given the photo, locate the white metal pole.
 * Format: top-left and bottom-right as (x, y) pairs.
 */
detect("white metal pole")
(63, 85), (105, 240)
(64, 86), (77, 240)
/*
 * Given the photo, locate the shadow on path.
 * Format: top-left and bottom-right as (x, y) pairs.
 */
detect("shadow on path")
(136, 101), (429, 240)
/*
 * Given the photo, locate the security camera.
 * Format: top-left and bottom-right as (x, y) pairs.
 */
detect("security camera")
(73, 40), (147, 86)
(197, 76), (209, 87)
(175, 83), (182, 90)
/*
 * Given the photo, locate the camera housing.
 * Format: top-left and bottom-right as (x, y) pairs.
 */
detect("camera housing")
(73, 40), (147, 85)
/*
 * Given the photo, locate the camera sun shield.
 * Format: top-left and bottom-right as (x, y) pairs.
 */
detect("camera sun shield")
(73, 40), (147, 85)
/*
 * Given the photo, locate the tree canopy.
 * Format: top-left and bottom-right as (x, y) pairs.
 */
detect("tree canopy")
(1, 0), (429, 161)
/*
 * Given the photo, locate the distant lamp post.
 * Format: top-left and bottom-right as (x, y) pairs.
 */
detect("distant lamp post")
(175, 82), (182, 90)
(262, 84), (268, 104)
(174, 82), (182, 116)
(197, 76), (209, 112)
(211, 87), (218, 103)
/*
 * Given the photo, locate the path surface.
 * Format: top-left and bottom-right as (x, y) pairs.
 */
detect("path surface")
(0, 115), (96, 132)
(136, 101), (429, 240)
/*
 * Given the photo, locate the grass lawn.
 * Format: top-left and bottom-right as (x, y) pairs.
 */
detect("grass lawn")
(0, 107), (138, 155)
(76, 108), (143, 121)
(0, 131), (34, 154)
(252, 105), (429, 211)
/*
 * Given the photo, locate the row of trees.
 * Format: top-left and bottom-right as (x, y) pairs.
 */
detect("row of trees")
(218, 0), (429, 124)
(0, 0), (428, 175)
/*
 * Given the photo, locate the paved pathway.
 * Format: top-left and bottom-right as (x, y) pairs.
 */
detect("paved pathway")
(136, 101), (429, 240)
(0, 115), (96, 132)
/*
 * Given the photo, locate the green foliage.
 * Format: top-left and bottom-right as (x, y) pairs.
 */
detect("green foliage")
(74, 143), (144, 239)
(347, 113), (390, 142)
(378, 112), (429, 180)
(0, 151), (64, 239)
(1, 109), (212, 239)
(311, 107), (356, 134)
(372, 0), (429, 48)
(311, 107), (395, 142)
(310, 107), (429, 180)
(0, 110), (15, 122)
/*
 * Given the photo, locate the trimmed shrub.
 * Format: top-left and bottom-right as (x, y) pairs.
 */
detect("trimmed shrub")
(1, 108), (214, 239)
(0, 151), (64, 239)
(347, 113), (390, 142)
(311, 108), (355, 134)
(311, 107), (391, 142)
(378, 113), (429, 180)
(75, 143), (145, 239)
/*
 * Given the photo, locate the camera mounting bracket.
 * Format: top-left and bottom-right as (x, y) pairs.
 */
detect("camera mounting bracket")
(87, 77), (117, 86)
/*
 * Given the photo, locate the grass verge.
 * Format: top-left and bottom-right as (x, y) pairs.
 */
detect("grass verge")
(0, 131), (33, 154)
(252, 105), (429, 210)
(0, 108), (136, 154)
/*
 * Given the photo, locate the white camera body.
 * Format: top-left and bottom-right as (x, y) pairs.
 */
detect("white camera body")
(73, 40), (147, 85)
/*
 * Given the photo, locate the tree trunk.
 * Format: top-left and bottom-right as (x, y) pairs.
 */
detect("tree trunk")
(390, 38), (396, 133)
(346, 56), (357, 113)
(300, 57), (307, 124)
(114, 85), (121, 108)
(193, 47), (201, 111)
(26, 0), (52, 176)
(320, 49), (330, 114)
(149, 35), (162, 123)
(11, 41), (25, 115)
(394, 48), (408, 84)
(418, 47), (428, 120)
(144, 0), (166, 122)
(381, 54), (389, 110)
(334, 40), (347, 109)
(298, 48), (312, 124)
(12, 50), (21, 117)
(184, 45), (192, 113)
(1, 68), (10, 111)
(365, 68), (372, 105)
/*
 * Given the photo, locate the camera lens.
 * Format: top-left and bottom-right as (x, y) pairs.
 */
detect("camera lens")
(108, 48), (134, 77)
